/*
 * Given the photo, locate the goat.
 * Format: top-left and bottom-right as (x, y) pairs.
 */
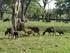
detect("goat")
(56, 30), (64, 35)
(3, 18), (10, 22)
(27, 27), (40, 36)
(43, 27), (55, 35)
(5, 28), (18, 39)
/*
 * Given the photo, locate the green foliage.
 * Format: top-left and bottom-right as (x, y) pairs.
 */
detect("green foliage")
(54, 0), (70, 18)
(26, 0), (44, 19)
(64, 0), (70, 2)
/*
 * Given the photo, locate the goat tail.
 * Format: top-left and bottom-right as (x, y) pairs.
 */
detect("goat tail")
(43, 31), (45, 35)
(5, 31), (8, 36)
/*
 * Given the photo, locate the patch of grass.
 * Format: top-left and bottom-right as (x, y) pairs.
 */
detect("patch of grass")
(0, 33), (70, 53)
(25, 21), (70, 27)
(0, 21), (11, 32)
(25, 21), (70, 32)
(0, 21), (70, 53)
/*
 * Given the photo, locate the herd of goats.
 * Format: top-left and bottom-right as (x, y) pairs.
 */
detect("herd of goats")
(2, 18), (64, 39)
(5, 26), (64, 39)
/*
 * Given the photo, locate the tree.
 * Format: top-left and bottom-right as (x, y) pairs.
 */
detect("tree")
(55, 0), (70, 18)
(12, 0), (36, 31)
(64, 0), (70, 18)
(0, 0), (4, 20)
(40, 0), (52, 21)
(24, 0), (43, 20)
(12, 0), (16, 30)
(0, 0), (13, 20)
(55, 0), (66, 18)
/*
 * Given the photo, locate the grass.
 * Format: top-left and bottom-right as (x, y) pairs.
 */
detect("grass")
(0, 21), (70, 53)
(25, 21), (70, 27)
(25, 21), (70, 32)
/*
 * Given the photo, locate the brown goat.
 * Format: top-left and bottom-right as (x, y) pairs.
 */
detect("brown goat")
(27, 26), (40, 36)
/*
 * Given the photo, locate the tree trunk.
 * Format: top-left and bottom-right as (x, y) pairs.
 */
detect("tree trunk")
(20, 0), (31, 22)
(20, 0), (24, 22)
(12, 0), (31, 31)
(12, 0), (16, 31)
(0, 0), (3, 20)
(0, 11), (3, 20)
(15, 0), (25, 31)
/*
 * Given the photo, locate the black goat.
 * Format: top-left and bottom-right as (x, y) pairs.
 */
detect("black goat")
(56, 30), (64, 35)
(43, 27), (55, 35)
(5, 28), (11, 35)
(3, 18), (10, 22)
(5, 28), (18, 39)
(28, 27), (40, 36)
